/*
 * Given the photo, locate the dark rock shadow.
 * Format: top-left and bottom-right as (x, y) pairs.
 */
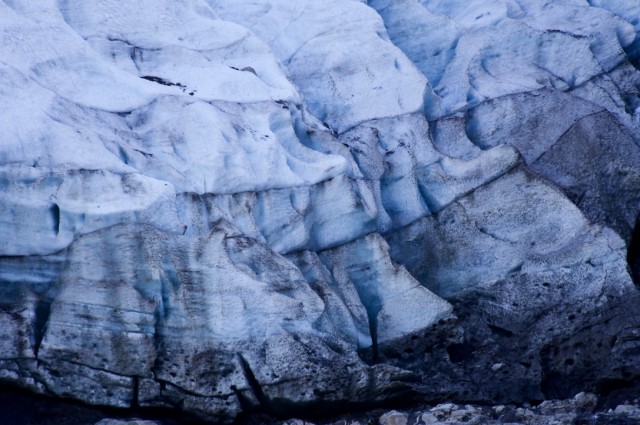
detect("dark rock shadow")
(628, 215), (640, 286)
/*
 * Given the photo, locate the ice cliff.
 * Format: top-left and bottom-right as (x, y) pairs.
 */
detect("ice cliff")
(2, 0), (640, 422)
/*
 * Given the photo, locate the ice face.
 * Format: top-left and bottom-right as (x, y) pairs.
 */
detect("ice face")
(212, 0), (429, 133)
(2, 0), (640, 422)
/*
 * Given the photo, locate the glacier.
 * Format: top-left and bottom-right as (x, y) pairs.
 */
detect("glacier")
(1, 0), (640, 422)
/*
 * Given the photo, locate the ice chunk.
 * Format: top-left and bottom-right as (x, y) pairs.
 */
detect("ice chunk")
(319, 233), (453, 346)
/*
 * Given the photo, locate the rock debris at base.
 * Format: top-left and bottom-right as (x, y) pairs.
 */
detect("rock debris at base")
(279, 394), (640, 425)
(95, 420), (161, 425)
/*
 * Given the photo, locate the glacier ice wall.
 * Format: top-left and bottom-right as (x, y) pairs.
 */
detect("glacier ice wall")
(1, 0), (640, 422)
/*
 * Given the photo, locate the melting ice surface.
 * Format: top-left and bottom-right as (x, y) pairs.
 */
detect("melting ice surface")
(1, 0), (640, 422)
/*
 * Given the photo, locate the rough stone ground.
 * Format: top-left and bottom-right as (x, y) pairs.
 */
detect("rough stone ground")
(281, 393), (640, 425)
(0, 385), (185, 425)
(5, 387), (640, 425)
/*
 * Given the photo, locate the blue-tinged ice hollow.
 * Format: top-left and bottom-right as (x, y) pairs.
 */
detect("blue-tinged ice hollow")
(369, 0), (461, 88)
(318, 233), (453, 345)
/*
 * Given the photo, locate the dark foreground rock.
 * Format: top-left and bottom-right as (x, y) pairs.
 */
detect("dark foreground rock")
(0, 385), (184, 425)
(275, 393), (640, 425)
(6, 385), (640, 425)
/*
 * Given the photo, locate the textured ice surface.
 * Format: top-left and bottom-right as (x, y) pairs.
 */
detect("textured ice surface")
(2, 0), (640, 422)
(212, 0), (429, 133)
(372, 0), (640, 124)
